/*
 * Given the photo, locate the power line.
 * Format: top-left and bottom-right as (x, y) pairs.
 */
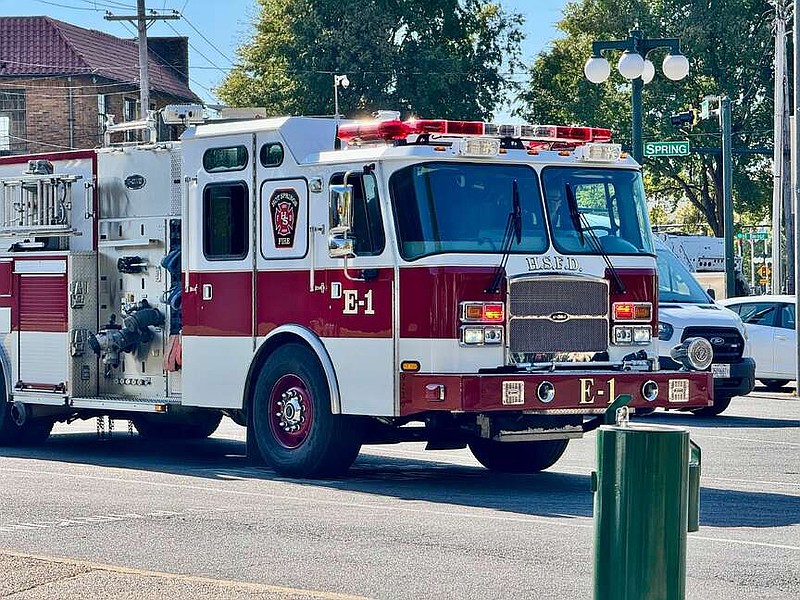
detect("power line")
(179, 13), (235, 66)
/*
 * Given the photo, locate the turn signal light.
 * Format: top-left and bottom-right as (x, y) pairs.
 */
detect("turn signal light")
(613, 302), (652, 321)
(461, 302), (505, 323)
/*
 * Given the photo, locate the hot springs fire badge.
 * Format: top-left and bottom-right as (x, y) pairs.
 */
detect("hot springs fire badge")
(270, 189), (300, 248)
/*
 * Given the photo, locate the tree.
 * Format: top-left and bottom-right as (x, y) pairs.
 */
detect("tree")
(217, 0), (524, 120)
(517, 0), (774, 236)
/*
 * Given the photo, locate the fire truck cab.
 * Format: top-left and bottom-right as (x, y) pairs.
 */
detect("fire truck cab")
(0, 111), (713, 477)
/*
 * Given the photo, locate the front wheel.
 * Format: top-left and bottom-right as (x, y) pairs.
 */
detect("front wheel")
(252, 343), (362, 478)
(691, 395), (732, 417)
(468, 438), (569, 473)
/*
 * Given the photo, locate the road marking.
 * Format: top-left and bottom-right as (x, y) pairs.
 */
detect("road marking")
(693, 433), (800, 448)
(691, 536), (800, 552)
(0, 549), (373, 599)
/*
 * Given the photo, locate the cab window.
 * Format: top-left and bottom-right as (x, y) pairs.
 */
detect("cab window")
(330, 172), (385, 256)
(203, 182), (248, 260)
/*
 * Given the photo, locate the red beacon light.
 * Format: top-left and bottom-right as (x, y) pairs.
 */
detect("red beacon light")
(337, 116), (612, 148)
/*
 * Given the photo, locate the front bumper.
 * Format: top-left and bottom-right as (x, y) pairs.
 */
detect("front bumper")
(659, 357), (755, 399)
(399, 370), (713, 416)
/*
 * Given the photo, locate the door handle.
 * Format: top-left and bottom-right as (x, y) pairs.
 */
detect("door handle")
(202, 283), (213, 301)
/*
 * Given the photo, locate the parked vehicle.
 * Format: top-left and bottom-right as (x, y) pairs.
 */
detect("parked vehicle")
(718, 295), (796, 391)
(656, 240), (754, 415)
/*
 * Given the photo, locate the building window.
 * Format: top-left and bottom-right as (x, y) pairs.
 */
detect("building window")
(0, 90), (26, 154)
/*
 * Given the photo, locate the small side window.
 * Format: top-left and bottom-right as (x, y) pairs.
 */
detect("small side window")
(260, 143), (284, 167)
(203, 146), (248, 172)
(203, 182), (248, 260)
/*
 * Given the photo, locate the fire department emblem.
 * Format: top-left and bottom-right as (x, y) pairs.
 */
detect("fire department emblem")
(270, 189), (300, 248)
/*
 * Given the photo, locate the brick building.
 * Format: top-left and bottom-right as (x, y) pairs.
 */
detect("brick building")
(0, 16), (201, 155)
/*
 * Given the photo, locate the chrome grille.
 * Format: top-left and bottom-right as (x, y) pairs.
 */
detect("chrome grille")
(508, 276), (609, 355)
(509, 319), (609, 353)
(509, 277), (608, 317)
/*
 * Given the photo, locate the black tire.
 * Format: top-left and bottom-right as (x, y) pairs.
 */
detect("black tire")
(761, 379), (791, 392)
(0, 396), (53, 447)
(468, 438), (569, 473)
(133, 410), (222, 440)
(252, 343), (362, 478)
(691, 395), (732, 417)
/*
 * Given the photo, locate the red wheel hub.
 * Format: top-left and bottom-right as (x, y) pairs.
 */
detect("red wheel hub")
(268, 374), (313, 448)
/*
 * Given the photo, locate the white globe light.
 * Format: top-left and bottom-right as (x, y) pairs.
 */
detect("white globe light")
(662, 53), (690, 81)
(584, 56), (611, 84)
(340, 75), (350, 88)
(641, 59), (655, 84)
(617, 51), (645, 80)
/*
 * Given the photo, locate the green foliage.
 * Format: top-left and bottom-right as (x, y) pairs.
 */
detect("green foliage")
(518, 0), (774, 236)
(217, 0), (524, 120)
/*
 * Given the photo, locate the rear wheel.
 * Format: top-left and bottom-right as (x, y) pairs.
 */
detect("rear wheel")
(691, 394), (732, 417)
(0, 398), (53, 446)
(761, 379), (791, 392)
(133, 410), (222, 440)
(252, 343), (362, 478)
(468, 438), (569, 473)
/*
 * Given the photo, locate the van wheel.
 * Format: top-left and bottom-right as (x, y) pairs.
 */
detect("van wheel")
(691, 395), (732, 417)
(761, 379), (790, 392)
(252, 343), (362, 478)
(133, 410), (222, 440)
(0, 400), (53, 446)
(468, 439), (569, 473)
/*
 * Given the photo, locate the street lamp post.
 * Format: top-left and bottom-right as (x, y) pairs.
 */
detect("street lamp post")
(584, 29), (690, 163)
(333, 74), (350, 124)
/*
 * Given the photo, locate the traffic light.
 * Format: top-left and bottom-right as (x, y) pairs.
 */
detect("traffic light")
(670, 107), (700, 128)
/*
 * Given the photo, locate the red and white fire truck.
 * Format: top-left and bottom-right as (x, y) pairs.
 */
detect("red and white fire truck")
(0, 108), (713, 477)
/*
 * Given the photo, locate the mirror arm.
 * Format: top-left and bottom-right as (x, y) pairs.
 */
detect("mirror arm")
(342, 255), (366, 282)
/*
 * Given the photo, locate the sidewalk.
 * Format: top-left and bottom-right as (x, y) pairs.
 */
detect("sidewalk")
(1, 551), (372, 600)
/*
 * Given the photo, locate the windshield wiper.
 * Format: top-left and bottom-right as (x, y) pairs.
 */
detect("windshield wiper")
(565, 183), (626, 294)
(486, 179), (522, 293)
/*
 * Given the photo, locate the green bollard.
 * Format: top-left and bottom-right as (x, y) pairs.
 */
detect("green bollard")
(592, 406), (698, 600)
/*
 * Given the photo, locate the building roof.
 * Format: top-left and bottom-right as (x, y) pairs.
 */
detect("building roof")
(0, 16), (200, 102)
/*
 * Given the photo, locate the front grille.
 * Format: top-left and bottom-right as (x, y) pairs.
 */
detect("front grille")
(508, 276), (609, 355)
(509, 277), (609, 317)
(509, 318), (609, 353)
(681, 327), (744, 363)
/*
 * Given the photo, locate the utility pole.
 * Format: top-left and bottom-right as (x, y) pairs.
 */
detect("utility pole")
(720, 96), (736, 298)
(793, 0), (800, 391)
(105, 1), (180, 120)
(772, 0), (790, 293)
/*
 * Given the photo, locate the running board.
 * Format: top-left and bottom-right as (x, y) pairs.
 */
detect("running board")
(492, 425), (585, 443)
(69, 396), (182, 413)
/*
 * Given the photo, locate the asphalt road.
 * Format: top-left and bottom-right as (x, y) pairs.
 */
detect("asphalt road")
(1, 386), (798, 599)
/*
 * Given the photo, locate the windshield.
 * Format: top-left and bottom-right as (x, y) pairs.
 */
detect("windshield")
(389, 162), (547, 260)
(656, 247), (712, 304)
(541, 167), (654, 255)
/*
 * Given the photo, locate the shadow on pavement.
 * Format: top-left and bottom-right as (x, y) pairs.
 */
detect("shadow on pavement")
(635, 412), (800, 429)
(2, 430), (798, 528)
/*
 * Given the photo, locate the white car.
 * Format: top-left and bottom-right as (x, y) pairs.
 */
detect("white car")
(656, 240), (754, 415)
(718, 295), (796, 391)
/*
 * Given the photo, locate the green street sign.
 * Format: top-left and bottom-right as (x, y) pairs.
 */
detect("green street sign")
(740, 232), (769, 240)
(644, 141), (691, 157)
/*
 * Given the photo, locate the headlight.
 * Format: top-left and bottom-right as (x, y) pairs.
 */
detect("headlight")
(613, 325), (652, 345)
(658, 321), (674, 341)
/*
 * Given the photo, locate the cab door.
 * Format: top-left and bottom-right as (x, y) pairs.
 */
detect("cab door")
(774, 303), (796, 378)
(182, 135), (255, 408)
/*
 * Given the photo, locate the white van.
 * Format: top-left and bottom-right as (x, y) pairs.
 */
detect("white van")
(655, 240), (755, 415)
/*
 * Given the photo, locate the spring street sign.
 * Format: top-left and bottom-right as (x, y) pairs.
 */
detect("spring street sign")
(644, 141), (691, 157)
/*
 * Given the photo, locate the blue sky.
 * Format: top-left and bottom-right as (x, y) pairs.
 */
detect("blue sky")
(3, 0), (568, 116)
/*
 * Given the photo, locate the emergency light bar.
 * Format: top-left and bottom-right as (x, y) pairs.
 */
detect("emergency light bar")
(336, 118), (612, 147)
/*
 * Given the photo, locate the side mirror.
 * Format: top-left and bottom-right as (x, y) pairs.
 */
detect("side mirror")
(330, 184), (353, 232)
(706, 288), (716, 300)
(329, 234), (354, 258)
